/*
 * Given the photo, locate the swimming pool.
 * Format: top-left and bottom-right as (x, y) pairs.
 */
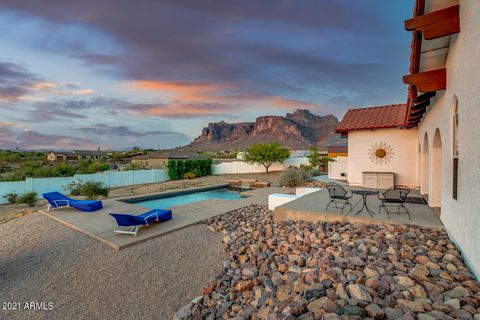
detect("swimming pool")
(129, 187), (243, 208)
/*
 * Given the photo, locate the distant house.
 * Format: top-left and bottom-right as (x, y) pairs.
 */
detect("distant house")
(47, 150), (107, 162)
(326, 134), (348, 158)
(131, 150), (208, 169)
(290, 149), (327, 158)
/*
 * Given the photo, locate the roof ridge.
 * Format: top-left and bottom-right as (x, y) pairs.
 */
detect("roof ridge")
(346, 103), (406, 112)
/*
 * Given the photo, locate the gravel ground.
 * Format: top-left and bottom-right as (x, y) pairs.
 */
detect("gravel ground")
(177, 205), (480, 320)
(0, 212), (224, 320)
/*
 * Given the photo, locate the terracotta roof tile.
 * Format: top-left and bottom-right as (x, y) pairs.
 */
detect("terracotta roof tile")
(337, 103), (407, 133)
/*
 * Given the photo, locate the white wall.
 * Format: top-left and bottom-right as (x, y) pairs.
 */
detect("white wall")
(328, 156), (348, 180)
(416, 0), (480, 278)
(0, 169), (169, 204)
(347, 128), (419, 187)
(212, 158), (309, 175)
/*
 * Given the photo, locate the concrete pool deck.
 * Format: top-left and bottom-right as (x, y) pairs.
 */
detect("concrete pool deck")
(40, 186), (286, 250)
(274, 187), (444, 229)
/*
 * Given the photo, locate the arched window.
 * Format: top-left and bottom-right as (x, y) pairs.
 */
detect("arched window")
(452, 97), (459, 200)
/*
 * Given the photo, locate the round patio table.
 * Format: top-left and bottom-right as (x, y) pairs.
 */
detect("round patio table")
(351, 190), (378, 217)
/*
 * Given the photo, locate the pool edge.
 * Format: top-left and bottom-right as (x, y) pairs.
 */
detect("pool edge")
(113, 183), (231, 203)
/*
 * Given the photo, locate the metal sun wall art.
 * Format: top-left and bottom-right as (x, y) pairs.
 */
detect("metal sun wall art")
(369, 142), (394, 165)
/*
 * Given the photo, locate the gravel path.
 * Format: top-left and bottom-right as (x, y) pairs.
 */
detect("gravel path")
(0, 212), (224, 320)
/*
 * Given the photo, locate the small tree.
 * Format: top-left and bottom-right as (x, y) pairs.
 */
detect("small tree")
(319, 156), (334, 172)
(307, 146), (321, 168)
(176, 161), (185, 179)
(167, 160), (177, 179)
(244, 142), (290, 174)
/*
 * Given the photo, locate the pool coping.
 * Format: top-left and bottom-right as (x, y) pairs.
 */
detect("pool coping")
(38, 186), (285, 250)
(114, 183), (231, 203)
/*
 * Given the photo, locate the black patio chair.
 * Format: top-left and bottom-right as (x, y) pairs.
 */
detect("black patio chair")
(378, 185), (411, 219)
(325, 182), (353, 214)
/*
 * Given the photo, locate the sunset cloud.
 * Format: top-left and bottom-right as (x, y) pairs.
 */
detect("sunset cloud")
(0, 1), (413, 149)
(76, 123), (189, 139)
(0, 122), (97, 150)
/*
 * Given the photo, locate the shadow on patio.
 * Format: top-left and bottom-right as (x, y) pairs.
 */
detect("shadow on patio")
(274, 186), (443, 229)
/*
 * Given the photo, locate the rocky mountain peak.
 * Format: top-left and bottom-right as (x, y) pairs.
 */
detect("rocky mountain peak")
(187, 109), (339, 151)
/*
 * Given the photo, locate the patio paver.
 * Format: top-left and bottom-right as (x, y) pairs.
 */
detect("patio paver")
(274, 187), (444, 229)
(40, 186), (285, 250)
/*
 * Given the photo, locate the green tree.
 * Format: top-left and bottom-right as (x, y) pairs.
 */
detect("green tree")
(176, 160), (185, 179)
(307, 147), (321, 168)
(318, 156), (334, 172)
(244, 142), (290, 174)
(167, 160), (177, 179)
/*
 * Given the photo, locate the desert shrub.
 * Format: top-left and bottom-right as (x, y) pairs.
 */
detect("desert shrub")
(98, 163), (110, 171)
(300, 167), (314, 180)
(183, 171), (197, 179)
(4, 192), (18, 204)
(167, 160), (177, 179)
(17, 191), (38, 207)
(278, 167), (305, 188)
(66, 181), (109, 199)
(310, 167), (322, 176)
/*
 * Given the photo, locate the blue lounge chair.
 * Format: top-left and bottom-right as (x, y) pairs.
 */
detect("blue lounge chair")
(42, 191), (103, 212)
(110, 209), (172, 236)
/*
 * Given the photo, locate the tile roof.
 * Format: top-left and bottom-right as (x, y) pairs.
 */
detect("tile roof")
(337, 104), (407, 133)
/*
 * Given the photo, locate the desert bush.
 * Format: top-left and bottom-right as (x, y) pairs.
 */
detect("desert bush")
(310, 167), (322, 176)
(4, 192), (18, 204)
(17, 191), (38, 207)
(97, 163), (111, 171)
(183, 171), (197, 179)
(278, 167), (305, 188)
(66, 181), (109, 199)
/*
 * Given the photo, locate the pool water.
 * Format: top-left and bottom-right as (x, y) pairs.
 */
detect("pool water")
(131, 188), (242, 208)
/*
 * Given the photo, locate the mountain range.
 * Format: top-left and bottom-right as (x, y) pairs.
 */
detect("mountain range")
(185, 109), (339, 151)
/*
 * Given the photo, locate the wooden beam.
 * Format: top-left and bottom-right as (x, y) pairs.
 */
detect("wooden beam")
(415, 91), (436, 103)
(405, 5), (460, 40)
(403, 68), (446, 93)
(411, 100), (430, 112)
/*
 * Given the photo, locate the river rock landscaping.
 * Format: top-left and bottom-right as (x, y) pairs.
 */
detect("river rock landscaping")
(175, 205), (480, 320)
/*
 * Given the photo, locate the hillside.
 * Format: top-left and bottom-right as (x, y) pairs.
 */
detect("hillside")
(185, 109), (339, 151)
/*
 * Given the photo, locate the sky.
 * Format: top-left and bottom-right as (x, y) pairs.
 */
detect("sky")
(0, 0), (414, 151)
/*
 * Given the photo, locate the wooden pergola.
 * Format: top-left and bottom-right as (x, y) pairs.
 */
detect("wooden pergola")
(402, 1), (460, 128)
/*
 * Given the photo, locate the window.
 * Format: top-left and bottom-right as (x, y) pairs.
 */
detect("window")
(452, 100), (459, 200)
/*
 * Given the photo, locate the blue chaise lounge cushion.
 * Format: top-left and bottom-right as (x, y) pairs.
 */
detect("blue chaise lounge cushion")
(42, 191), (103, 212)
(110, 209), (172, 227)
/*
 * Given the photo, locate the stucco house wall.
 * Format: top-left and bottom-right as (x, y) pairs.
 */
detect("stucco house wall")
(347, 128), (419, 187)
(417, 0), (480, 278)
(132, 158), (168, 169)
